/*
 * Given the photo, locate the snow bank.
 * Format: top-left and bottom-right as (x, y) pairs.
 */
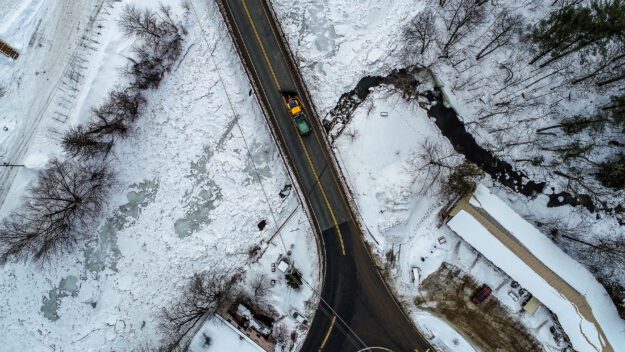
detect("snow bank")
(22, 152), (50, 170)
(449, 185), (625, 351)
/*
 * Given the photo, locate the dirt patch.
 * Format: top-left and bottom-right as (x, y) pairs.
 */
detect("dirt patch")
(415, 263), (542, 352)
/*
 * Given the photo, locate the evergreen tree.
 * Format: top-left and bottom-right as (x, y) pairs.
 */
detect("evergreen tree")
(530, 0), (625, 68)
(596, 154), (625, 189)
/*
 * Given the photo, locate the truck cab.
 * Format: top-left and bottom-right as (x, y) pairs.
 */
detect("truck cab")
(283, 93), (311, 136)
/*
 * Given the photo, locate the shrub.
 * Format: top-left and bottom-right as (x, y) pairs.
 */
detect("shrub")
(286, 268), (303, 290)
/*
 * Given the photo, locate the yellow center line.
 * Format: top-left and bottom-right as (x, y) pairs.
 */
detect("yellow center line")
(319, 316), (336, 351)
(241, 0), (282, 90)
(240, 0), (346, 255)
(287, 100), (346, 255)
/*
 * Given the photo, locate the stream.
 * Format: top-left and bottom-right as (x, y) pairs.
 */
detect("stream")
(325, 66), (598, 212)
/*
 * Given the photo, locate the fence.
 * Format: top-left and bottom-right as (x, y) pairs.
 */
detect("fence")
(0, 39), (19, 60)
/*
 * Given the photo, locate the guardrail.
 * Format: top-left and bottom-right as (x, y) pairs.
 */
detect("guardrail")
(212, 0), (326, 293)
(257, 2), (437, 350)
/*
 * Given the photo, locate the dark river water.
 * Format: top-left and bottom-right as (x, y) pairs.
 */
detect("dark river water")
(327, 67), (598, 212)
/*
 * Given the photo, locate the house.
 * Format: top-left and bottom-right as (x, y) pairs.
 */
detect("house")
(218, 302), (276, 352)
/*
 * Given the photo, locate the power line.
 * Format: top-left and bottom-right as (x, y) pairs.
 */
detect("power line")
(188, 0), (287, 254)
(187, 2), (368, 349)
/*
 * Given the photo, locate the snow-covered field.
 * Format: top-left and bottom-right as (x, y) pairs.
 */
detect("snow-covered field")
(271, 0), (625, 350)
(0, 0), (104, 204)
(0, 0), (319, 350)
(271, 0), (423, 116)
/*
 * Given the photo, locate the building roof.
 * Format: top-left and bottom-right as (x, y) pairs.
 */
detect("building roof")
(188, 315), (265, 352)
(447, 184), (624, 352)
(277, 259), (289, 273)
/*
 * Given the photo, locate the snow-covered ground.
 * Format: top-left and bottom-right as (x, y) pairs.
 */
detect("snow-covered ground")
(331, 87), (566, 350)
(412, 312), (476, 352)
(0, 0), (104, 204)
(271, 0), (625, 350)
(188, 316), (264, 352)
(0, 1), (319, 350)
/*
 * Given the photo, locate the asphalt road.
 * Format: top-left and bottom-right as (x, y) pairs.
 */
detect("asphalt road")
(216, 1), (433, 351)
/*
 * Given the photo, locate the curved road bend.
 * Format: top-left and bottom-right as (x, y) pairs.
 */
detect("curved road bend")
(215, 0), (433, 351)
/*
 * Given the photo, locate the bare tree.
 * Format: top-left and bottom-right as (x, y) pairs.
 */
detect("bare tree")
(159, 271), (241, 351)
(88, 89), (145, 138)
(547, 218), (625, 270)
(119, 5), (163, 41)
(62, 88), (145, 159)
(62, 125), (114, 159)
(475, 10), (523, 60)
(572, 42), (625, 85)
(597, 273), (625, 319)
(0, 159), (115, 264)
(440, 0), (486, 57)
(403, 9), (438, 60)
(120, 4), (184, 91)
(442, 160), (484, 198)
(405, 138), (462, 195)
(250, 274), (271, 299)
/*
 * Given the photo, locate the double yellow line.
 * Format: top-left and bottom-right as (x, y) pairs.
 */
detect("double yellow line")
(240, 0), (345, 256)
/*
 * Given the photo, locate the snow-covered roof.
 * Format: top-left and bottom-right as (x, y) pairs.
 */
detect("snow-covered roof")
(236, 304), (272, 336)
(277, 259), (290, 273)
(188, 316), (265, 352)
(448, 185), (625, 352)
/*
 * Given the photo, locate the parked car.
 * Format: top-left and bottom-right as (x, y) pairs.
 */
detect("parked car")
(472, 285), (492, 305)
(292, 311), (308, 324)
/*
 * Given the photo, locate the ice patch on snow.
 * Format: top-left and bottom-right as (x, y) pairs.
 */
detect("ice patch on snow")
(40, 275), (80, 321)
(85, 179), (159, 274)
(175, 147), (221, 238)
